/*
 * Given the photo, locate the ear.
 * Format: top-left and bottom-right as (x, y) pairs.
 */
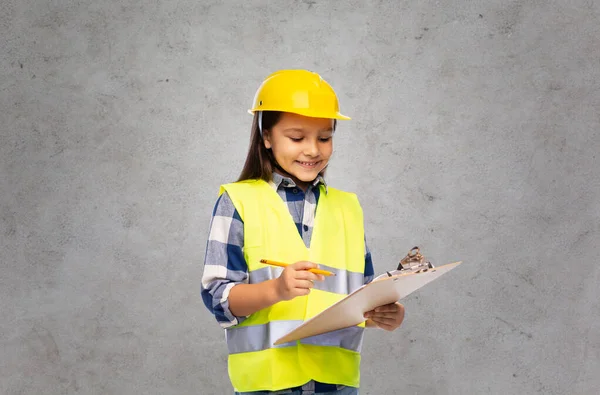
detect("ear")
(263, 129), (272, 149)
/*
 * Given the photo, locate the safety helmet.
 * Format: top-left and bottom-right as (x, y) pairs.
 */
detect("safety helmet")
(248, 69), (351, 120)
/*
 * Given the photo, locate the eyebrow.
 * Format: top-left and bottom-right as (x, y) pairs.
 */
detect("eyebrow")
(282, 127), (334, 133)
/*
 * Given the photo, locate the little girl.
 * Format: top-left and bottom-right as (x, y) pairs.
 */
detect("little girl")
(201, 70), (405, 395)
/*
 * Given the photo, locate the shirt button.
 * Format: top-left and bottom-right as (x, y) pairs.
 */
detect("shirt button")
(303, 225), (308, 231)
(292, 188), (299, 194)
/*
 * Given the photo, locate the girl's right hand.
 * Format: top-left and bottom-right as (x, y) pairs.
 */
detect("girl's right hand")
(274, 261), (325, 301)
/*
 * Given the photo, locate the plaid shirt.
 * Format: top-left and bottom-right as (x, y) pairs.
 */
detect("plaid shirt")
(201, 172), (374, 394)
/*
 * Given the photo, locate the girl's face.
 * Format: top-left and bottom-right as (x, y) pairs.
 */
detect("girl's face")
(264, 112), (334, 190)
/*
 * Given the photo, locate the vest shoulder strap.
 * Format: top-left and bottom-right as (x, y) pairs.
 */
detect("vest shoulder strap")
(219, 179), (269, 221)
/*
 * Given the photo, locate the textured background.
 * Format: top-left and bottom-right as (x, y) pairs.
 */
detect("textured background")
(1, 0), (599, 394)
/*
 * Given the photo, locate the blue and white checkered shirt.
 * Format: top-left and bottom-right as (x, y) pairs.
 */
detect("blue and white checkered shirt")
(201, 172), (374, 394)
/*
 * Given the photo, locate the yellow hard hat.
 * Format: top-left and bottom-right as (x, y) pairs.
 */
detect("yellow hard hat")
(248, 69), (351, 120)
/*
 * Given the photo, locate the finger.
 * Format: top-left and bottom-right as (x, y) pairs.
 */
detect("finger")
(292, 288), (311, 297)
(370, 316), (398, 326)
(371, 307), (405, 322)
(367, 318), (393, 331)
(294, 270), (322, 281)
(376, 303), (405, 313)
(369, 312), (400, 319)
(293, 279), (315, 289)
(374, 304), (399, 313)
(291, 260), (319, 271)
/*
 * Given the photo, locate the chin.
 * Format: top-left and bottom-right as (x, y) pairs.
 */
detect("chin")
(302, 171), (324, 181)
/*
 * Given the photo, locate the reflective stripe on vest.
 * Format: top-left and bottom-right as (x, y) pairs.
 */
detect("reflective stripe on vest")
(248, 265), (365, 294)
(219, 179), (366, 392)
(226, 321), (365, 354)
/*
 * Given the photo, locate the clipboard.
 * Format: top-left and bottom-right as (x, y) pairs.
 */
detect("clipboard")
(274, 248), (461, 345)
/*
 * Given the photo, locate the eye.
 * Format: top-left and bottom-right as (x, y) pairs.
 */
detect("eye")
(289, 137), (303, 142)
(319, 137), (332, 142)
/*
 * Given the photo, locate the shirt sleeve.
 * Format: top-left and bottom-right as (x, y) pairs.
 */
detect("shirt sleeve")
(364, 235), (374, 284)
(200, 191), (249, 328)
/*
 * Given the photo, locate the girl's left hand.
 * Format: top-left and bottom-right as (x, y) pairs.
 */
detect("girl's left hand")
(364, 302), (405, 331)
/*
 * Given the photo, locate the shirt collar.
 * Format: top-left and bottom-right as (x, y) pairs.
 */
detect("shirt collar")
(270, 171), (328, 194)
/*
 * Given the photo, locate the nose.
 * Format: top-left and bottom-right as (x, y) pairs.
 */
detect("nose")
(303, 138), (320, 157)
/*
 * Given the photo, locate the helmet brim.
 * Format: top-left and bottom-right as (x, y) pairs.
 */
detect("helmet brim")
(248, 108), (351, 121)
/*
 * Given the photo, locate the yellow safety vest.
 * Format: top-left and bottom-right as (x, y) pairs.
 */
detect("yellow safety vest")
(219, 179), (366, 392)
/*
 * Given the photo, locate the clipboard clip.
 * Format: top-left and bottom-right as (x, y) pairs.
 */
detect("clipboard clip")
(395, 246), (434, 273)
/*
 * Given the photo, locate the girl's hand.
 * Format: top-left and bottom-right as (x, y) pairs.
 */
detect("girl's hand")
(274, 261), (325, 301)
(364, 302), (405, 331)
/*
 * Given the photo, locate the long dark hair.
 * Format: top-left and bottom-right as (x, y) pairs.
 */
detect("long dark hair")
(237, 111), (282, 182)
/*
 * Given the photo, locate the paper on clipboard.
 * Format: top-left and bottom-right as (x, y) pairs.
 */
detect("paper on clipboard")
(273, 260), (461, 345)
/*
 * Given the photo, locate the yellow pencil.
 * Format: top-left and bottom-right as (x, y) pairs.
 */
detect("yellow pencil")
(259, 259), (336, 276)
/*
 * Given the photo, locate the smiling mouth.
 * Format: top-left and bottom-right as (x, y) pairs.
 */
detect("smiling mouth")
(297, 160), (320, 168)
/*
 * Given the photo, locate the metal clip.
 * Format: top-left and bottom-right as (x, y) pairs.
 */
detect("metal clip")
(396, 246), (434, 273)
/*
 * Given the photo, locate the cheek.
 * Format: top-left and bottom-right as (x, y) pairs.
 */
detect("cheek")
(322, 142), (333, 157)
(271, 140), (294, 160)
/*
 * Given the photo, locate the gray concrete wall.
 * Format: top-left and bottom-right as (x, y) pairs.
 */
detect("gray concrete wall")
(1, 0), (599, 394)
